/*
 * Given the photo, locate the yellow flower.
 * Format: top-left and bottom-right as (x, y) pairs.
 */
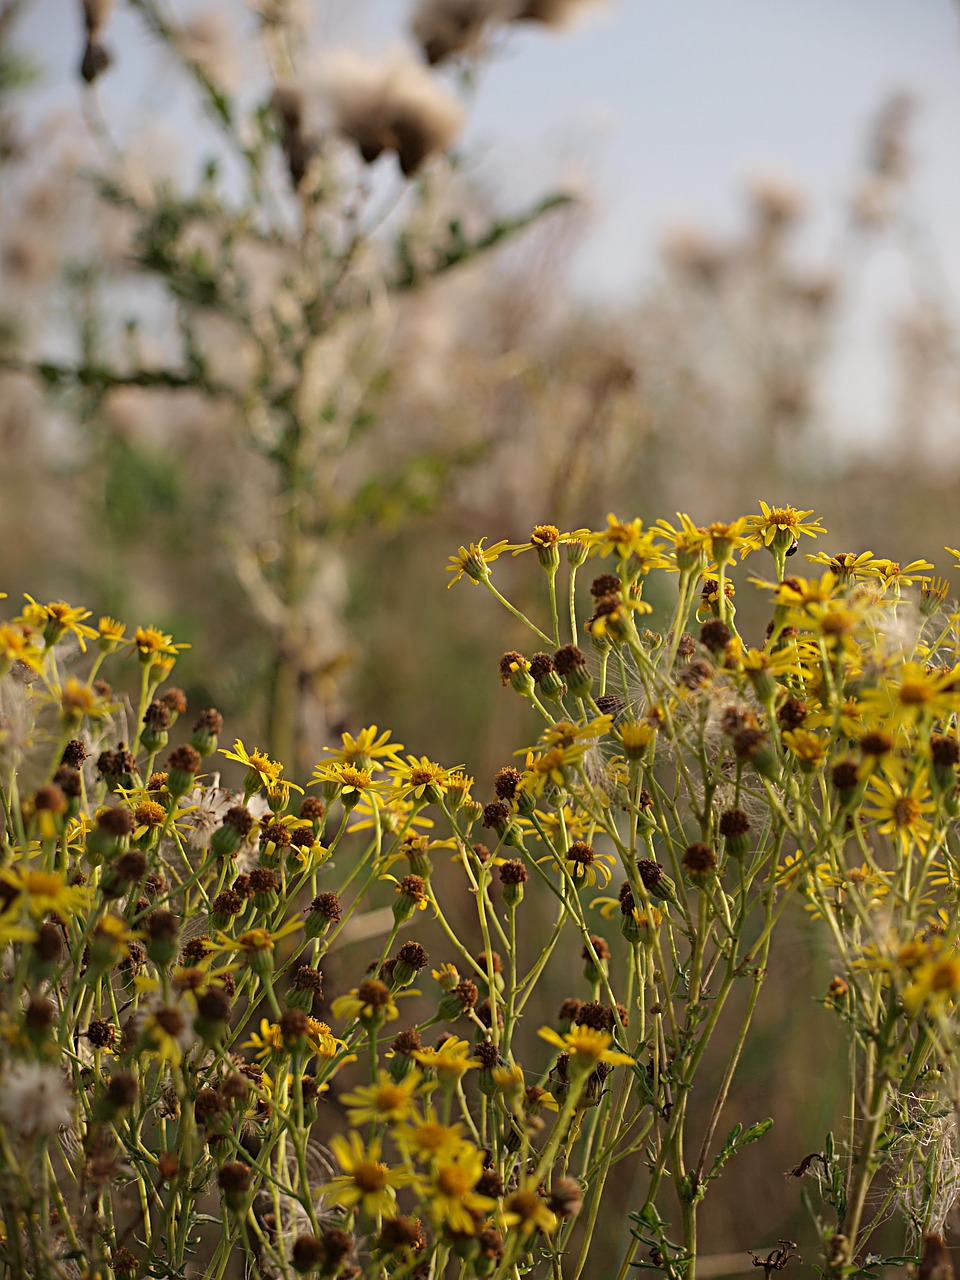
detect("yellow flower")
(654, 512), (710, 571)
(340, 1069), (421, 1126)
(413, 1036), (480, 1087)
(538, 1025), (634, 1074)
(446, 538), (511, 588)
(0, 624), (42, 675)
(19, 596), (99, 651)
(393, 1106), (469, 1164)
(390, 756), (459, 803)
(97, 616), (126, 651)
(589, 514), (664, 574)
(0, 868), (90, 920)
(741, 502), (826, 557)
(312, 761), (377, 799)
(212, 919), (303, 960)
(332, 983), (401, 1025)
(509, 525), (591, 562)
(422, 1145), (495, 1234)
(129, 625), (190, 662)
(858, 663), (960, 731)
(865, 558), (934, 590)
(782, 729), (828, 771)
(805, 550), (883, 581)
(316, 1133), (412, 1218)
(221, 739), (302, 800)
(347, 791), (434, 836)
(321, 725), (404, 771)
(864, 774), (936, 851)
(903, 952), (960, 1015)
(502, 1182), (559, 1237)
(58, 677), (112, 725)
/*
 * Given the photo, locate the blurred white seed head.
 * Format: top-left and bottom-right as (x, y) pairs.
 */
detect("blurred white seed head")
(509, 0), (605, 28)
(319, 50), (464, 175)
(0, 1062), (74, 1139)
(411, 0), (507, 64)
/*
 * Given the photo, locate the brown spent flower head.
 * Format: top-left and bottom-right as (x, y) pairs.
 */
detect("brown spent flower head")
(498, 859), (528, 886)
(494, 767), (522, 801)
(391, 1028), (423, 1056)
(676, 631), (697, 658)
(678, 658), (713, 690)
(292, 965), (324, 996)
(483, 800), (511, 831)
(499, 651), (528, 684)
(377, 1215), (424, 1254)
(529, 651), (556, 681)
(161, 688), (188, 716)
(568, 841), (596, 870)
(860, 730), (894, 758)
(831, 759), (860, 792)
(260, 821), (292, 849)
(636, 858), (664, 893)
(576, 1000), (614, 1031)
(682, 841), (717, 883)
(778, 697), (809, 730)
(512, 0), (602, 27)
(97, 805), (136, 837)
(553, 645), (586, 678)
(395, 941), (429, 972)
(590, 573), (622, 599)
(309, 891), (342, 922)
(167, 745), (201, 775)
(548, 1176), (583, 1218)
(52, 766), (82, 799)
(595, 693), (626, 719)
(931, 735), (960, 768)
(719, 808), (750, 838)
(558, 997), (582, 1024)
(144, 701), (171, 732)
(62, 739), (88, 768)
(699, 619), (732, 654)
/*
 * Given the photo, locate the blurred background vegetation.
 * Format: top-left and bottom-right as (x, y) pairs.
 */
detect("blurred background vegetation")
(2, 0), (960, 1270)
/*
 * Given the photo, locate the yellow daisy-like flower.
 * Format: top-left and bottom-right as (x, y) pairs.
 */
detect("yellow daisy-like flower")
(312, 761), (376, 799)
(129, 625), (190, 662)
(703, 518), (749, 562)
(509, 524), (591, 560)
(422, 1145), (495, 1235)
(413, 1037), (480, 1087)
(340, 1069), (421, 1126)
(221, 739), (303, 800)
(97, 616), (126, 651)
(865, 558), (935, 590)
(502, 1182), (559, 1237)
(654, 512), (710, 572)
(19, 595), (99, 651)
(332, 983), (401, 1025)
(805, 550), (882, 582)
(58, 676), (112, 725)
(538, 1025), (634, 1075)
(390, 756), (459, 803)
(0, 868), (90, 921)
(446, 538), (511, 588)
(242, 1018), (286, 1060)
(0, 623), (42, 675)
(782, 729), (829, 772)
(212, 919), (303, 960)
(903, 951), (960, 1016)
(316, 1133), (412, 1218)
(321, 725), (404, 770)
(393, 1106), (469, 1164)
(0, 905), (36, 947)
(741, 502), (826, 558)
(347, 791), (434, 836)
(589, 514), (664, 573)
(864, 774), (936, 851)
(858, 663), (960, 731)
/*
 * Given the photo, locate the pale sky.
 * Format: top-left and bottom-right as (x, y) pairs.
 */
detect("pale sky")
(14, 0), (960, 442)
